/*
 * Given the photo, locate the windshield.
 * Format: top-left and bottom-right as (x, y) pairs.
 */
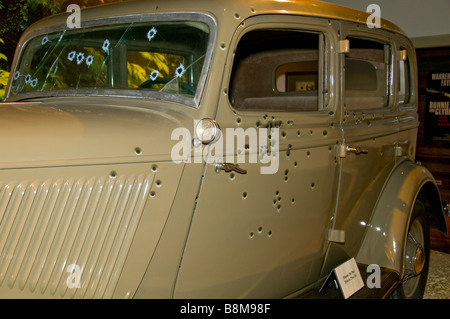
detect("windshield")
(9, 16), (212, 107)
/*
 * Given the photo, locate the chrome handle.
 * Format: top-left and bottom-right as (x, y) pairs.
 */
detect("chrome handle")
(346, 146), (369, 155)
(214, 163), (247, 174)
(339, 144), (369, 158)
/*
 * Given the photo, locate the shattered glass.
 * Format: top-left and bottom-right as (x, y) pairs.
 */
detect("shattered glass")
(11, 20), (210, 103)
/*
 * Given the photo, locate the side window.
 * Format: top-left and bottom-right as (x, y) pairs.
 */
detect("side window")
(398, 48), (411, 105)
(344, 37), (391, 110)
(229, 30), (325, 112)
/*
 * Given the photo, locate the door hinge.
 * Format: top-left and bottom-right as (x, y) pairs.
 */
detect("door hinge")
(328, 229), (346, 243)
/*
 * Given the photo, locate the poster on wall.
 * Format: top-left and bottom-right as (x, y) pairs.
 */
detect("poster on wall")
(425, 72), (450, 144)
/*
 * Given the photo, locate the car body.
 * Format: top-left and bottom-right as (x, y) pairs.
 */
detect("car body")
(1, 0), (447, 299)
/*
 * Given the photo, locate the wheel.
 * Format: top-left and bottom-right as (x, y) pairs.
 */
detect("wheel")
(391, 199), (430, 299)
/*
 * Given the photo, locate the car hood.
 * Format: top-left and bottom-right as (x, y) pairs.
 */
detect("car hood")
(0, 98), (194, 168)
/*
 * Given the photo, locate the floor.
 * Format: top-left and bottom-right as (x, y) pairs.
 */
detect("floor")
(424, 249), (450, 299)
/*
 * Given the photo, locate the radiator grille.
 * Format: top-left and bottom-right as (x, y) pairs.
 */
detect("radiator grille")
(0, 173), (153, 298)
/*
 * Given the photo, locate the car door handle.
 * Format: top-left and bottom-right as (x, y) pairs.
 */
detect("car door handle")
(346, 146), (369, 155)
(214, 162), (247, 174)
(339, 144), (369, 157)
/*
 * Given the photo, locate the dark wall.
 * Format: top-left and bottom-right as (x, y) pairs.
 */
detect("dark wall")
(416, 47), (450, 203)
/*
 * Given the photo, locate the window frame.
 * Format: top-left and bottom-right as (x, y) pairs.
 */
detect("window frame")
(339, 21), (398, 115)
(395, 35), (417, 111)
(343, 35), (393, 112)
(226, 21), (334, 114)
(5, 12), (217, 109)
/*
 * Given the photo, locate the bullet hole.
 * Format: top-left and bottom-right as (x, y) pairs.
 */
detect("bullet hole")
(155, 180), (162, 187)
(151, 164), (158, 172)
(135, 147), (142, 155)
(242, 191), (248, 199)
(175, 63), (185, 78)
(150, 70), (159, 81)
(268, 230), (273, 237)
(110, 170), (117, 178)
(273, 190), (282, 212)
(150, 191), (156, 197)
(147, 27), (158, 41)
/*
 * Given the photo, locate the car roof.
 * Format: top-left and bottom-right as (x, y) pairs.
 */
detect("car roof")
(24, 0), (405, 36)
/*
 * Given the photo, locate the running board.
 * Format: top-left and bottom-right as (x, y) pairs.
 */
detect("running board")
(293, 264), (400, 299)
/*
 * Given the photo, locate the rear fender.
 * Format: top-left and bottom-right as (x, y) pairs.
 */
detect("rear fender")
(356, 160), (446, 276)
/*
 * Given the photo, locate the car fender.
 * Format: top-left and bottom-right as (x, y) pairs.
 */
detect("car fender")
(356, 160), (447, 276)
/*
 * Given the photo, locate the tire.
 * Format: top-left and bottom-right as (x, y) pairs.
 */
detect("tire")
(391, 199), (430, 299)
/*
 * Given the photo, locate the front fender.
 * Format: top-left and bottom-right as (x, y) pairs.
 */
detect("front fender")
(356, 160), (446, 276)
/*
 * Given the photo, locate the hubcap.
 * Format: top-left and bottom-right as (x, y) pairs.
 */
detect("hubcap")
(403, 218), (425, 297)
(413, 245), (425, 275)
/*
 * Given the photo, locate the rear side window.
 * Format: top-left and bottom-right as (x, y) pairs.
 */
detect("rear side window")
(398, 48), (411, 105)
(229, 30), (325, 112)
(344, 37), (391, 110)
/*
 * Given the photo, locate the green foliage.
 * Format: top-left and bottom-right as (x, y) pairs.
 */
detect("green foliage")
(0, 0), (126, 100)
(127, 51), (181, 89)
(0, 37), (9, 101)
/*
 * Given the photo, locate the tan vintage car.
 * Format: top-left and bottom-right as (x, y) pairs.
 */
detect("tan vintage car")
(1, 0), (447, 299)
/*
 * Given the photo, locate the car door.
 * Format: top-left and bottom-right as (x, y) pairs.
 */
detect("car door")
(174, 15), (342, 298)
(321, 23), (402, 275)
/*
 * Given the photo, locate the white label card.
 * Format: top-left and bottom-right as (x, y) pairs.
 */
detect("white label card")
(334, 258), (365, 299)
